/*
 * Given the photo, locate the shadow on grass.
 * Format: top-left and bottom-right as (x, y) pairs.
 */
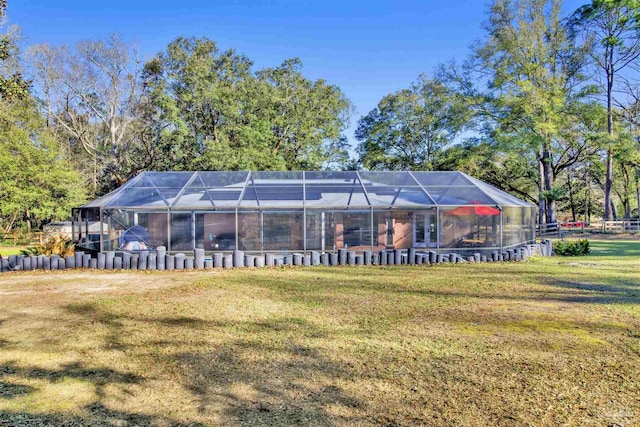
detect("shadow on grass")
(39, 249), (638, 425)
(61, 303), (367, 426)
(215, 265), (640, 307)
(0, 403), (206, 426)
(0, 360), (143, 399)
(175, 339), (363, 426)
(393, 275), (640, 305)
(67, 302), (332, 341)
(587, 240), (640, 257)
(540, 278), (640, 303)
(0, 360), (205, 426)
(58, 295), (634, 425)
(0, 380), (34, 399)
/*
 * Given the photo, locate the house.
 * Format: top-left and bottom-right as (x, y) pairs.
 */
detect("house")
(73, 171), (536, 255)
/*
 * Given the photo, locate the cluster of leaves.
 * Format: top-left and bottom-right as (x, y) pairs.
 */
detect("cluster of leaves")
(355, 0), (640, 225)
(141, 39), (352, 174)
(355, 74), (471, 171)
(20, 235), (75, 257)
(553, 239), (590, 256)
(26, 36), (352, 199)
(0, 100), (86, 232)
(0, 0), (29, 101)
(0, 1), (85, 233)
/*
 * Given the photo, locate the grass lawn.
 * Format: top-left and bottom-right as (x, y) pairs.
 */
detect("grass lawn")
(0, 241), (639, 426)
(0, 244), (29, 256)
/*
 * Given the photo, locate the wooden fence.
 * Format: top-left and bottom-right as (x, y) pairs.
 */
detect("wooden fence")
(537, 219), (640, 237)
(0, 232), (46, 246)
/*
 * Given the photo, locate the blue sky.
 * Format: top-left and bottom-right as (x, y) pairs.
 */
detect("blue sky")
(10, 0), (588, 146)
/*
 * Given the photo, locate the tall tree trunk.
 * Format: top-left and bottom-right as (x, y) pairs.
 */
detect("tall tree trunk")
(93, 155), (98, 195)
(585, 179), (591, 223)
(623, 197), (630, 218)
(538, 159), (546, 226)
(623, 166), (631, 218)
(4, 213), (17, 234)
(604, 152), (614, 220)
(604, 61), (614, 220)
(635, 166), (640, 217)
(542, 145), (555, 224)
(25, 209), (31, 233)
(567, 173), (576, 221)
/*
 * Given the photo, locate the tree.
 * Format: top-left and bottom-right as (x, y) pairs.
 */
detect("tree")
(27, 34), (143, 194)
(475, 0), (591, 224)
(438, 138), (540, 204)
(355, 74), (471, 170)
(256, 58), (352, 170)
(142, 37), (283, 171)
(570, 0), (640, 220)
(0, 0), (28, 101)
(0, 1), (84, 232)
(0, 100), (85, 232)
(612, 129), (640, 216)
(143, 37), (351, 172)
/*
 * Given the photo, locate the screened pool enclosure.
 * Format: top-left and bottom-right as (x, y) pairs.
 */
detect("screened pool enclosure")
(73, 171), (536, 255)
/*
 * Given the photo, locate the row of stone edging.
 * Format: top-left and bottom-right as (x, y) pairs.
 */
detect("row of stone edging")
(0, 240), (552, 273)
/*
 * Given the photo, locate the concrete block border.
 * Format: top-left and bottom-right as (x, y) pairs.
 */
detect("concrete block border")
(0, 240), (553, 274)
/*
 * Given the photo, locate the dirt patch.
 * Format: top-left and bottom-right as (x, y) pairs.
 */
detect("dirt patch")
(0, 271), (213, 298)
(0, 252), (638, 426)
(563, 262), (600, 268)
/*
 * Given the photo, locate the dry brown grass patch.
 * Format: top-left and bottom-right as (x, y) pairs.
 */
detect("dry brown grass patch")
(0, 243), (639, 425)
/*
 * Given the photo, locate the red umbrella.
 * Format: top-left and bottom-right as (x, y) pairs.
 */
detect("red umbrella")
(446, 204), (500, 216)
(445, 203), (500, 244)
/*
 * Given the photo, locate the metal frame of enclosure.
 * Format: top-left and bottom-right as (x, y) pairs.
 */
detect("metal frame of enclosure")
(72, 171), (536, 255)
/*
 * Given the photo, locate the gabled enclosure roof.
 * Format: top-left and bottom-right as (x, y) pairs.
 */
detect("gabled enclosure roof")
(81, 171), (532, 209)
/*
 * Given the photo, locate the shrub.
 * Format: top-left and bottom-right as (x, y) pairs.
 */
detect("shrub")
(553, 239), (590, 256)
(20, 235), (75, 257)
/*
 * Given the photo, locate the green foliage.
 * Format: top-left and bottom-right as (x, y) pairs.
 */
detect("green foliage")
(142, 38), (352, 172)
(20, 235), (75, 257)
(0, 72), (30, 100)
(569, 0), (640, 220)
(571, 0), (640, 52)
(475, 0), (594, 223)
(0, 1), (30, 101)
(0, 100), (86, 232)
(355, 74), (470, 171)
(0, 3), (84, 232)
(540, 186), (566, 202)
(439, 138), (539, 204)
(553, 239), (590, 256)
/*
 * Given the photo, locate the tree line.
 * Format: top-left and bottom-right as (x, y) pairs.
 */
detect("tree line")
(1, 0), (639, 233)
(357, 0), (640, 225)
